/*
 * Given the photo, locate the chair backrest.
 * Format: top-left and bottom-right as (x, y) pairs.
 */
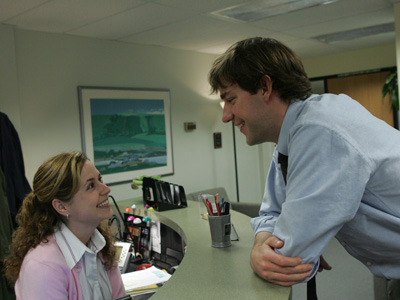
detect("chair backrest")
(185, 187), (229, 202)
(230, 202), (260, 218)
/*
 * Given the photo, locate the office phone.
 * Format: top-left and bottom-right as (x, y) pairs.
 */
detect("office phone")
(114, 241), (131, 273)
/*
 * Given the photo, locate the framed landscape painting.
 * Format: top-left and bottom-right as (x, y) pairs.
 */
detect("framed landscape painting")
(78, 86), (174, 185)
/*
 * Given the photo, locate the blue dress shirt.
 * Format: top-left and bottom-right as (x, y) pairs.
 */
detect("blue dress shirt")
(251, 93), (400, 280)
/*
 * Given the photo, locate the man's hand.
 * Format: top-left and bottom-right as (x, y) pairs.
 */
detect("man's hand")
(318, 255), (332, 272)
(250, 232), (313, 286)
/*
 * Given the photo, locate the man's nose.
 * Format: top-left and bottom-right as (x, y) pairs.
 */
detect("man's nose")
(222, 105), (233, 123)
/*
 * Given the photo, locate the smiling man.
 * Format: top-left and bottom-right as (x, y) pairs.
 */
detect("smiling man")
(208, 37), (400, 299)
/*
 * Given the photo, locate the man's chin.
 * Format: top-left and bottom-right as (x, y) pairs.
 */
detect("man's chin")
(246, 136), (265, 146)
(246, 138), (258, 146)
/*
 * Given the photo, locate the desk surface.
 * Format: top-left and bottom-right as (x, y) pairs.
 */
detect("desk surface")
(121, 199), (290, 300)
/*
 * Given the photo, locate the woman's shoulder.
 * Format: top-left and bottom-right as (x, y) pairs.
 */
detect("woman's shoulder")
(24, 235), (66, 267)
(16, 235), (75, 297)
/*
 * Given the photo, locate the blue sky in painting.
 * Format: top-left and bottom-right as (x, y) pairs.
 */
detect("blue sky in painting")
(90, 98), (164, 115)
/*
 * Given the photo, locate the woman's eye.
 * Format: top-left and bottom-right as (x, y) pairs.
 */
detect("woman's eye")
(87, 183), (95, 190)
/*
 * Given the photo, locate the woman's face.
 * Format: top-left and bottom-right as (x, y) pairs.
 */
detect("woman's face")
(64, 160), (113, 233)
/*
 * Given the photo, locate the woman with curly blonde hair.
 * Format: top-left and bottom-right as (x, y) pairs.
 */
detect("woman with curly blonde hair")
(4, 151), (126, 299)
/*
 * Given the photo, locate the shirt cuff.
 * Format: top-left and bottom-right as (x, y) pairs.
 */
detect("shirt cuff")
(301, 258), (320, 283)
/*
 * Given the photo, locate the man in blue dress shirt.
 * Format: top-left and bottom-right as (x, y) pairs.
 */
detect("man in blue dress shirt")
(208, 37), (400, 299)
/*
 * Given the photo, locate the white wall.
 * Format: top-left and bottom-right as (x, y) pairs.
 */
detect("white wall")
(303, 43), (396, 78)
(0, 25), (237, 203)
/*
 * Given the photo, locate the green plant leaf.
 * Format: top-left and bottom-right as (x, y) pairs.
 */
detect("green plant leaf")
(382, 71), (399, 111)
(382, 84), (389, 98)
(385, 72), (396, 85)
(393, 92), (399, 110)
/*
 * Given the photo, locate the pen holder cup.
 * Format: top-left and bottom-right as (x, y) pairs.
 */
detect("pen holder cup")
(208, 214), (231, 248)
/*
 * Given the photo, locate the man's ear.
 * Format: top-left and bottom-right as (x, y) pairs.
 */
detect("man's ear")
(52, 199), (69, 217)
(260, 75), (273, 98)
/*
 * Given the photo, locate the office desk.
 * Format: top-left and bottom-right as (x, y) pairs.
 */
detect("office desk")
(120, 199), (290, 300)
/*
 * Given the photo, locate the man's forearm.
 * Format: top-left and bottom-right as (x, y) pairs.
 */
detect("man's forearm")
(251, 232), (312, 286)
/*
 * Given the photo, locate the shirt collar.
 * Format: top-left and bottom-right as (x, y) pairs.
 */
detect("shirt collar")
(54, 223), (106, 269)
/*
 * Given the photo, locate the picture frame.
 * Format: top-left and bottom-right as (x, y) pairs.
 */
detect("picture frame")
(78, 86), (174, 185)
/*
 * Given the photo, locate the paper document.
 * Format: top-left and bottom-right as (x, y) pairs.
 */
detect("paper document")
(150, 221), (161, 254)
(121, 266), (172, 291)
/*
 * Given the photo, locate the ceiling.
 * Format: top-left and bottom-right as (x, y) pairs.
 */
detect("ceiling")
(1, 0), (399, 58)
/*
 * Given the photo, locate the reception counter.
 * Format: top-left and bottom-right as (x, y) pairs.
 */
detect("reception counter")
(118, 199), (290, 300)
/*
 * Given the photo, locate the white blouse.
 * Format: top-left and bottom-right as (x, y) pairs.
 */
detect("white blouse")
(54, 223), (112, 300)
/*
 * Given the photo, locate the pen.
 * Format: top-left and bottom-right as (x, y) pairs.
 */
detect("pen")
(223, 202), (230, 215)
(206, 199), (214, 215)
(216, 202), (222, 216)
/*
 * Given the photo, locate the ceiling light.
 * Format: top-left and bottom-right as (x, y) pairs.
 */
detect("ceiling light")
(211, 0), (340, 22)
(314, 22), (395, 44)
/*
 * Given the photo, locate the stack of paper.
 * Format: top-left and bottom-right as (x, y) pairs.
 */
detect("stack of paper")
(121, 266), (172, 292)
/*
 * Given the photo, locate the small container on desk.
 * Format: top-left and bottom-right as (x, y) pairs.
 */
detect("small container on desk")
(142, 177), (187, 212)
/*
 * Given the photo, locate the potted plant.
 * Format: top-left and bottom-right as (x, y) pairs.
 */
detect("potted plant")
(131, 175), (162, 190)
(382, 70), (399, 129)
(382, 70), (399, 111)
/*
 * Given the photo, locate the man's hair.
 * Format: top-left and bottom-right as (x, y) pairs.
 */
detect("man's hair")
(208, 37), (312, 102)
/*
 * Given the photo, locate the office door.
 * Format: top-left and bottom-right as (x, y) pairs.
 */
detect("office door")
(326, 71), (394, 127)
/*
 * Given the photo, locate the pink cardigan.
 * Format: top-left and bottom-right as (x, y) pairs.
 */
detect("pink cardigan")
(15, 235), (126, 300)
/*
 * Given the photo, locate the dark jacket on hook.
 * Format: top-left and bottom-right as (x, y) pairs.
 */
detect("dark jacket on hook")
(0, 112), (31, 223)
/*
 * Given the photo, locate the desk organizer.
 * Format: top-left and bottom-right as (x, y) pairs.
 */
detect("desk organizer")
(142, 177), (187, 211)
(123, 213), (152, 259)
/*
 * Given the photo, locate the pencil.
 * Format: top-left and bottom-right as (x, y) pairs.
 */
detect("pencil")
(215, 194), (221, 216)
(203, 198), (212, 215)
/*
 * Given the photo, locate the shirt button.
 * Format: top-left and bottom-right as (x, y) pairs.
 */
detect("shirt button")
(366, 261), (372, 266)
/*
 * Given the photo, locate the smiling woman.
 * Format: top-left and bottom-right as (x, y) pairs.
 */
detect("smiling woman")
(3, 151), (126, 300)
